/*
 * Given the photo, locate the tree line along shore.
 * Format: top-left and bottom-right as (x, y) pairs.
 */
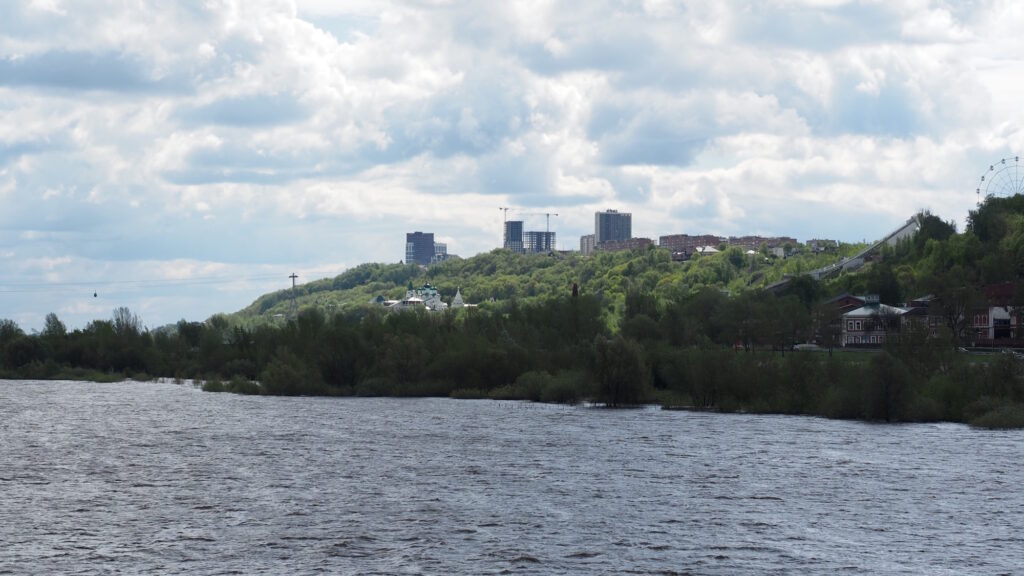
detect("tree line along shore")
(4, 196), (1024, 429)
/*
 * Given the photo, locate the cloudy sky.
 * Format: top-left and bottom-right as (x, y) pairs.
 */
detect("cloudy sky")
(2, 0), (1023, 331)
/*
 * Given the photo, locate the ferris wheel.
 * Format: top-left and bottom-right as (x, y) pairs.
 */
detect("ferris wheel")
(976, 155), (1024, 203)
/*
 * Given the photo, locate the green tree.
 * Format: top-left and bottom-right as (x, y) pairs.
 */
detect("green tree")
(0, 319), (23, 347)
(42, 313), (66, 338)
(260, 347), (325, 395)
(865, 262), (902, 305)
(929, 270), (981, 347)
(726, 247), (746, 269)
(912, 211), (956, 255)
(766, 295), (810, 354)
(785, 275), (823, 309)
(593, 335), (648, 407)
(2, 335), (46, 369)
(864, 352), (912, 422)
(378, 333), (429, 385)
(112, 307), (142, 337)
(812, 301), (843, 355)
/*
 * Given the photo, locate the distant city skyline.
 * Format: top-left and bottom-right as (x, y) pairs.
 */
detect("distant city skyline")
(3, 1), (1024, 331)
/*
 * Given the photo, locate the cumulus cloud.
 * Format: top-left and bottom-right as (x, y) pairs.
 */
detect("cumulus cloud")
(0, 0), (1019, 330)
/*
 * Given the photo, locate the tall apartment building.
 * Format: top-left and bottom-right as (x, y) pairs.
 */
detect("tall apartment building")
(504, 220), (524, 253)
(433, 242), (448, 263)
(405, 232), (435, 265)
(524, 231), (556, 253)
(580, 234), (596, 256)
(595, 210), (631, 244)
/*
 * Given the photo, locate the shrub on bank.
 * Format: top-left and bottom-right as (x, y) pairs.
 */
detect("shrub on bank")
(903, 394), (944, 422)
(228, 374), (260, 395)
(968, 400), (1024, 429)
(202, 378), (225, 392)
(450, 388), (486, 399)
(54, 367), (125, 382)
(12, 360), (61, 380)
(260, 348), (327, 396)
(354, 377), (391, 397)
(539, 372), (584, 404)
(487, 383), (524, 400)
(511, 371), (548, 401)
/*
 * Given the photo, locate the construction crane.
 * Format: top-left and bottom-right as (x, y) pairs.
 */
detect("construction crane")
(511, 211), (559, 252)
(543, 212), (558, 234)
(517, 212), (559, 233)
(499, 207), (560, 239)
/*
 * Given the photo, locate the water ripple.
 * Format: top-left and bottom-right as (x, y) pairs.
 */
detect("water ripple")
(1, 380), (1023, 575)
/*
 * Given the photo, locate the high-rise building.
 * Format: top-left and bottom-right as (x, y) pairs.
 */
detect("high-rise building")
(504, 221), (524, 253)
(433, 242), (448, 263)
(405, 232), (435, 265)
(524, 231), (556, 253)
(580, 234), (596, 255)
(595, 210), (631, 244)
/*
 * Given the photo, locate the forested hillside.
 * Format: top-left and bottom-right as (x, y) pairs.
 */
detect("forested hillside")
(233, 237), (867, 327)
(237, 197), (1023, 328)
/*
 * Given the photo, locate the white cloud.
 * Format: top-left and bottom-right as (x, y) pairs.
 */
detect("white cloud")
(900, 6), (972, 42)
(1, 0), (1022, 330)
(27, 0), (65, 16)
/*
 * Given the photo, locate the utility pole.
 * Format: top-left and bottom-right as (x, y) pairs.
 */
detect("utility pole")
(289, 273), (298, 321)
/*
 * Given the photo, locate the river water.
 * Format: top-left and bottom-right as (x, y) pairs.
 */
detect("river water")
(1, 380), (1021, 575)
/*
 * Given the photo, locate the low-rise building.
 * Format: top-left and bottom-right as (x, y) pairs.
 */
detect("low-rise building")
(806, 239), (839, 253)
(596, 237), (654, 252)
(451, 287), (477, 309)
(384, 283), (448, 312)
(727, 235), (798, 250)
(842, 295), (906, 346)
(659, 234), (722, 253)
(376, 284), (477, 312)
(966, 283), (1021, 344)
(901, 295), (942, 337)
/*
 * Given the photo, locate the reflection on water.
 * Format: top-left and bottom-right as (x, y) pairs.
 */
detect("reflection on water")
(1, 380), (1022, 575)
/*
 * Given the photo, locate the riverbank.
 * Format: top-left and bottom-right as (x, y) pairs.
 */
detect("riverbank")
(7, 350), (1024, 430)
